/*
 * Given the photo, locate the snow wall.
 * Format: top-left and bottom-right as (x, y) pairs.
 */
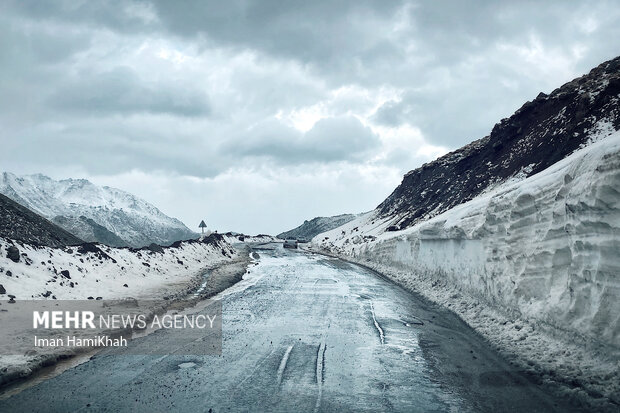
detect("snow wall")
(319, 133), (620, 349)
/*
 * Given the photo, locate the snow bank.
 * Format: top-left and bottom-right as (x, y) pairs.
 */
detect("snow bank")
(222, 233), (279, 244)
(0, 236), (236, 301)
(314, 132), (620, 406)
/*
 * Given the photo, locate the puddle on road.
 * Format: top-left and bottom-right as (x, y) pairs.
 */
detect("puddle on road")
(0, 350), (97, 401)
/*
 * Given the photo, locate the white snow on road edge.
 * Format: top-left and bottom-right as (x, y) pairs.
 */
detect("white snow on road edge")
(313, 131), (620, 407)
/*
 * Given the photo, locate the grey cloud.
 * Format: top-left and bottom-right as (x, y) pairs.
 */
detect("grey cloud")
(304, 117), (381, 161)
(48, 67), (210, 117)
(229, 116), (381, 164)
(4, 118), (225, 178)
(373, 87), (517, 147)
(4, 0), (158, 33)
(151, 0), (405, 56)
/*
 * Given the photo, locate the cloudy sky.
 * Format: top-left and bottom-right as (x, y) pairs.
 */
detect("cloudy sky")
(1, 0), (619, 234)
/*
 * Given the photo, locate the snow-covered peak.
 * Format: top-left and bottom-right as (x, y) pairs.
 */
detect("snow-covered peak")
(0, 173), (196, 247)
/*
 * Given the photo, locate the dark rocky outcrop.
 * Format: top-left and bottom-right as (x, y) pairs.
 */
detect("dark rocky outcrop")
(0, 193), (83, 247)
(77, 243), (115, 262)
(6, 246), (20, 263)
(144, 243), (164, 254)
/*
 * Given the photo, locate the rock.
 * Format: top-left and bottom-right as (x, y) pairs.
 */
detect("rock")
(6, 270), (12, 277)
(87, 296), (94, 300)
(78, 243), (100, 255)
(145, 243), (164, 254)
(60, 270), (71, 279)
(169, 240), (184, 248)
(0, 284), (5, 294)
(42, 291), (52, 298)
(6, 246), (20, 263)
(95, 297), (102, 300)
(8, 298), (15, 304)
(123, 284), (128, 288)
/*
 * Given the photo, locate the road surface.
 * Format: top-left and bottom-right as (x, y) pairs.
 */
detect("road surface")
(0, 244), (581, 412)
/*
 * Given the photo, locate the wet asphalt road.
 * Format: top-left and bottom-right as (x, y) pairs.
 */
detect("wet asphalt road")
(0, 244), (581, 412)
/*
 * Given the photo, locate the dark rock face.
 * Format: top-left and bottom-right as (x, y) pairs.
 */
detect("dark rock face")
(6, 246), (20, 263)
(0, 284), (5, 294)
(202, 233), (225, 245)
(144, 243), (164, 254)
(60, 270), (71, 279)
(378, 56), (620, 230)
(0, 193), (83, 247)
(77, 243), (114, 262)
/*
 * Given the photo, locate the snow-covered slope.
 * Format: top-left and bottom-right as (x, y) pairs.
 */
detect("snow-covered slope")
(0, 173), (196, 247)
(277, 214), (361, 240)
(314, 131), (620, 407)
(0, 233), (235, 301)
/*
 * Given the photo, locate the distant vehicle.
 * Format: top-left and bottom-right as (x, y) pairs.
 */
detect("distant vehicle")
(283, 238), (298, 249)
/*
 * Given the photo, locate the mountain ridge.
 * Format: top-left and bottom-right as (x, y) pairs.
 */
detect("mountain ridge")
(0, 173), (197, 247)
(278, 213), (360, 240)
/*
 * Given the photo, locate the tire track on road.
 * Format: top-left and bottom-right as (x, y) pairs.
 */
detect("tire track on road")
(276, 345), (294, 385)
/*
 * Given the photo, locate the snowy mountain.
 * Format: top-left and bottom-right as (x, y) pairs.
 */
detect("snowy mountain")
(0, 173), (197, 247)
(378, 56), (620, 231)
(0, 193), (83, 247)
(277, 214), (360, 240)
